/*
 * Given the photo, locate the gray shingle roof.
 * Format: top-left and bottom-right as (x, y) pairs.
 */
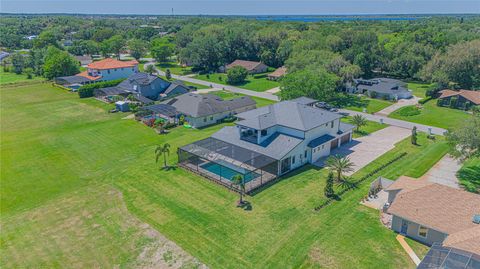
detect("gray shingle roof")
(307, 134), (335, 148)
(163, 82), (190, 95)
(354, 78), (410, 95)
(119, 72), (162, 88)
(161, 93), (256, 118)
(56, 75), (91, 84)
(236, 100), (342, 131)
(144, 104), (177, 117)
(211, 126), (302, 160)
(290, 96), (317, 106)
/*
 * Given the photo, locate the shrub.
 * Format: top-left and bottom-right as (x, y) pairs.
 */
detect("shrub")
(164, 122), (177, 129)
(227, 66), (248, 84)
(449, 96), (458, 108)
(222, 116), (237, 123)
(418, 97), (432, 104)
(369, 91), (377, 98)
(395, 106), (421, 117)
(77, 78), (125, 98)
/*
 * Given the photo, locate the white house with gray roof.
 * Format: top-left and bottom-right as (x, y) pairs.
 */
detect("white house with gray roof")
(211, 98), (355, 175)
(346, 78), (412, 100)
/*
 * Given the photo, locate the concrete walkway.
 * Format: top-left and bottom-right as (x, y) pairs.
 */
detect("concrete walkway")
(313, 126), (412, 175)
(339, 109), (447, 136)
(421, 155), (461, 189)
(374, 97), (420, 117)
(396, 234), (421, 266)
(265, 86), (281, 94)
(145, 62), (280, 101)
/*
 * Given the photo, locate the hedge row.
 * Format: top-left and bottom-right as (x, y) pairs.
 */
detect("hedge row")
(78, 78), (125, 98)
(314, 152), (408, 211)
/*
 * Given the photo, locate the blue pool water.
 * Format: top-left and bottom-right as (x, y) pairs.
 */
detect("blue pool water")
(201, 162), (259, 183)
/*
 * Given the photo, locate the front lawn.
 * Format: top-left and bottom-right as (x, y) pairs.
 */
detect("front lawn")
(341, 117), (388, 138)
(333, 94), (393, 114)
(207, 90), (276, 107)
(457, 157), (480, 193)
(407, 82), (434, 99)
(1, 82), (449, 268)
(389, 100), (471, 129)
(195, 72), (279, 92)
(156, 62), (193, 75)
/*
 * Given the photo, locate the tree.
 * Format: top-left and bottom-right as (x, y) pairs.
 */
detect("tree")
(155, 143), (171, 168)
(351, 114), (367, 132)
(165, 69), (172, 80)
(11, 53), (25, 74)
(411, 126), (418, 145)
(102, 35), (125, 59)
(151, 38), (174, 63)
(128, 39), (146, 60)
(24, 68), (34, 79)
(325, 155), (354, 182)
(145, 64), (156, 75)
(280, 68), (339, 101)
(446, 116), (480, 161)
(33, 30), (59, 49)
(324, 172), (335, 198)
(68, 40), (99, 56)
(231, 174), (245, 206)
(226, 66), (248, 84)
(43, 46), (80, 79)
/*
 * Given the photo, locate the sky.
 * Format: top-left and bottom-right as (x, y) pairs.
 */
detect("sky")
(1, 0), (479, 15)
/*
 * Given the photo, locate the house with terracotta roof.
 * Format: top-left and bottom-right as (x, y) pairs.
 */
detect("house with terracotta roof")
(385, 176), (480, 254)
(438, 89), (480, 110)
(56, 58), (139, 89)
(267, 66), (287, 80)
(225, 60), (268, 74)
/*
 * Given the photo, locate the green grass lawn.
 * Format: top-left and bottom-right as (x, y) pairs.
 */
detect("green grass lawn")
(208, 90), (276, 107)
(389, 100), (471, 129)
(457, 156), (480, 193)
(333, 94), (393, 114)
(157, 75), (210, 90)
(0, 69), (44, 85)
(195, 72), (279, 92)
(407, 82), (434, 99)
(156, 62), (193, 75)
(1, 82), (449, 268)
(342, 117), (388, 138)
(404, 238), (430, 260)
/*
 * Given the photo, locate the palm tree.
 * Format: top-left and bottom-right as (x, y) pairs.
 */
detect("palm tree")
(351, 114), (367, 132)
(155, 143), (171, 168)
(325, 155), (354, 182)
(231, 174), (245, 206)
(145, 64), (156, 75)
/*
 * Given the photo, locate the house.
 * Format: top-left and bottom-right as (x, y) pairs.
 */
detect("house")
(226, 60), (268, 74)
(55, 58), (139, 88)
(438, 89), (480, 110)
(346, 78), (412, 100)
(0, 51), (10, 61)
(75, 55), (93, 67)
(178, 98), (355, 193)
(386, 176), (480, 250)
(94, 72), (189, 102)
(158, 93), (256, 128)
(267, 66), (287, 80)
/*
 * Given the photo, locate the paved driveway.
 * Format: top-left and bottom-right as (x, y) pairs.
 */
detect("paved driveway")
(313, 126), (412, 175)
(374, 97), (420, 116)
(421, 154), (461, 188)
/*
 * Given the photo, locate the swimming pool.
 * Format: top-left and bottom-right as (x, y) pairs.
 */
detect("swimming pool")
(201, 162), (259, 183)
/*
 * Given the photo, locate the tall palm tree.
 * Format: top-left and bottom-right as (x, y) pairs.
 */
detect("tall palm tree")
(231, 174), (245, 206)
(325, 155), (354, 182)
(155, 143), (171, 168)
(351, 114), (367, 132)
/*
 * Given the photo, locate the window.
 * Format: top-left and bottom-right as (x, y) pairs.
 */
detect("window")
(261, 130), (267, 136)
(210, 116), (213, 121)
(292, 156), (296, 164)
(304, 150), (307, 158)
(418, 226), (428, 238)
(322, 145), (325, 149)
(203, 118), (207, 122)
(331, 121), (334, 128)
(114, 68), (117, 71)
(107, 70), (110, 74)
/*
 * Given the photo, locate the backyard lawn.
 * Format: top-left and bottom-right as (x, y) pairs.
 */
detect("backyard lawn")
(0, 69), (44, 84)
(389, 100), (471, 129)
(195, 72), (279, 92)
(457, 156), (480, 193)
(333, 94), (393, 114)
(207, 90), (276, 107)
(341, 117), (388, 138)
(156, 62), (193, 75)
(1, 82), (449, 268)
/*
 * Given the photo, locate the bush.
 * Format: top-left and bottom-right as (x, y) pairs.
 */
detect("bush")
(418, 97), (432, 104)
(227, 66), (248, 84)
(222, 116), (237, 123)
(395, 106), (421, 117)
(77, 78), (125, 98)
(369, 91), (377, 98)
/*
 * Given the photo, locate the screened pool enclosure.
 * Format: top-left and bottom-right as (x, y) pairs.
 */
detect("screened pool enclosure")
(178, 137), (279, 193)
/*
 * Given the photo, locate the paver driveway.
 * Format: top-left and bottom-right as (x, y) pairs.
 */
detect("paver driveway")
(314, 126), (412, 175)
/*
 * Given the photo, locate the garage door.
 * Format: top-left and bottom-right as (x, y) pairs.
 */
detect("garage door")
(330, 139), (339, 149)
(341, 134), (350, 145)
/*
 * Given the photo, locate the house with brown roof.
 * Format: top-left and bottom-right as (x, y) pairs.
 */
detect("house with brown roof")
(56, 58), (139, 89)
(438, 89), (480, 110)
(385, 176), (480, 253)
(267, 66), (287, 80)
(226, 60), (268, 74)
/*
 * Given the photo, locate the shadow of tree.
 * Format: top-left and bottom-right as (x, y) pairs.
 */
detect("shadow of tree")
(330, 94), (368, 108)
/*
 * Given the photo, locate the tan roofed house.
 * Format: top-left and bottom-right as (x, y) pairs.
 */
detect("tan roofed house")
(267, 66), (287, 80)
(226, 60), (268, 74)
(438, 89), (480, 110)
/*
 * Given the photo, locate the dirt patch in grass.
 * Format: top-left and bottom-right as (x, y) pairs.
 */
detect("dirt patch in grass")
(308, 247), (339, 268)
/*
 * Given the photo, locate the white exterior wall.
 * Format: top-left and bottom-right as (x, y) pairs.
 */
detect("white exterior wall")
(186, 105), (255, 128)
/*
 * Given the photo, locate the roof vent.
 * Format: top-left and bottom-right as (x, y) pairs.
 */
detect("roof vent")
(473, 214), (480, 224)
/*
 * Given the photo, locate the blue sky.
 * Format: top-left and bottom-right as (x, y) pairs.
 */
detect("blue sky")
(2, 0), (479, 15)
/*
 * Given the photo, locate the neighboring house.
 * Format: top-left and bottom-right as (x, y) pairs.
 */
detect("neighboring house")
(63, 40), (73, 47)
(56, 58), (139, 88)
(178, 97), (355, 193)
(267, 66), (287, 80)
(346, 78), (412, 100)
(386, 176), (480, 251)
(438, 89), (480, 110)
(75, 55), (93, 67)
(0, 51), (10, 61)
(94, 72), (189, 102)
(225, 60), (268, 74)
(159, 93), (256, 128)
